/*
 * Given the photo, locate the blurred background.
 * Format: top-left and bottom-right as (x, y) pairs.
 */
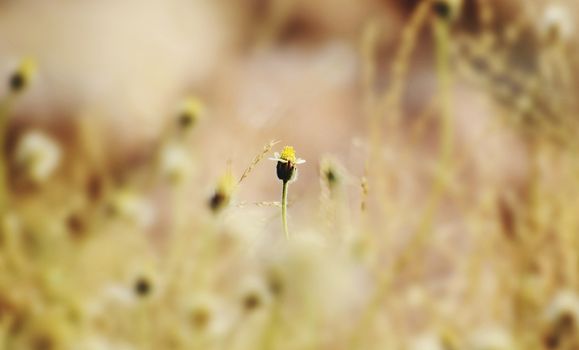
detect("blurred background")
(1, 0), (579, 349)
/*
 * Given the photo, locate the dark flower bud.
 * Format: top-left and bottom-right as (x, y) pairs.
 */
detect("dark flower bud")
(134, 277), (152, 298)
(432, 0), (462, 21)
(209, 191), (227, 212)
(8, 58), (36, 94)
(242, 292), (261, 312)
(191, 307), (211, 329)
(176, 97), (203, 131)
(208, 169), (234, 213)
(276, 161), (296, 183)
(270, 146), (305, 183)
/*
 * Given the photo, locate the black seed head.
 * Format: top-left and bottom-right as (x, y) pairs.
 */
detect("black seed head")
(325, 168), (336, 184)
(556, 311), (576, 336)
(543, 331), (560, 349)
(545, 24), (562, 45)
(32, 334), (54, 350)
(86, 174), (104, 202)
(191, 308), (211, 329)
(432, 0), (451, 20)
(242, 292), (261, 312)
(267, 273), (283, 298)
(66, 213), (85, 239)
(134, 277), (152, 297)
(9, 72), (25, 93)
(209, 191), (228, 213)
(178, 112), (195, 130)
(276, 161), (296, 182)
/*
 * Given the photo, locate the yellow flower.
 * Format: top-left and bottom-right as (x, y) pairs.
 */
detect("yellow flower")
(269, 145), (305, 238)
(541, 4), (573, 44)
(270, 146), (305, 183)
(9, 57), (37, 93)
(208, 167), (235, 213)
(177, 97), (204, 130)
(272, 146), (305, 165)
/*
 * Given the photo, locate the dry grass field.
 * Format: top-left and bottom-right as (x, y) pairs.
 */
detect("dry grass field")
(1, 0), (579, 349)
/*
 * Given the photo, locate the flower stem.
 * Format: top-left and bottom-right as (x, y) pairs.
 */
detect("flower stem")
(0, 97), (14, 214)
(281, 180), (289, 239)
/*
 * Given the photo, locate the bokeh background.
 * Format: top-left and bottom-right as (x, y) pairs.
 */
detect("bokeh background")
(2, 0), (579, 349)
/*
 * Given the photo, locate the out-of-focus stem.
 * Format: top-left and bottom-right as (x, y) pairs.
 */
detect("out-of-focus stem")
(415, 17), (453, 238)
(349, 16), (454, 350)
(0, 96), (15, 214)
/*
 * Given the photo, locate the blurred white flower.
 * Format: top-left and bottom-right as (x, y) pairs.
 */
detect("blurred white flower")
(76, 336), (135, 350)
(411, 333), (445, 350)
(14, 130), (61, 183)
(101, 284), (138, 308)
(159, 142), (193, 185)
(540, 4), (574, 42)
(544, 289), (579, 325)
(185, 293), (233, 339)
(108, 190), (155, 229)
(468, 327), (513, 350)
(236, 275), (272, 314)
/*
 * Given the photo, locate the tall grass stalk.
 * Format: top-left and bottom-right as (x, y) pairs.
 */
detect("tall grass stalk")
(349, 14), (454, 349)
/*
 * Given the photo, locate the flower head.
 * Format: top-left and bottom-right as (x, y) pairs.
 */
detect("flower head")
(540, 4), (574, 44)
(185, 294), (231, 337)
(468, 327), (513, 350)
(208, 167), (236, 213)
(280, 146), (296, 163)
(432, 0), (463, 21)
(15, 130), (61, 184)
(106, 190), (155, 229)
(270, 146), (305, 182)
(237, 275), (272, 314)
(177, 97), (204, 131)
(543, 290), (579, 346)
(133, 276), (153, 298)
(320, 157), (344, 192)
(9, 57), (37, 94)
(159, 142), (193, 185)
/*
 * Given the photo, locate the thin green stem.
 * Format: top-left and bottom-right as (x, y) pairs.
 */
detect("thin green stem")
(281, 180), (289, 239)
